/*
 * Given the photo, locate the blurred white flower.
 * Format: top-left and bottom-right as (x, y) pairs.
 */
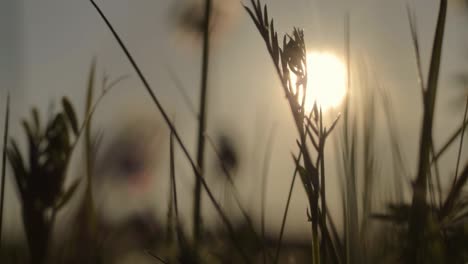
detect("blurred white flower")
(92, 112), (163, 223)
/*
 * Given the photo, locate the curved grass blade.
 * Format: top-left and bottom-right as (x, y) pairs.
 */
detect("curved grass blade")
(62, 97), (79, 136)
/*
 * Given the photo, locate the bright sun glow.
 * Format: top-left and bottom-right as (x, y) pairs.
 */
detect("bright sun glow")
(294, 52), (347, 112)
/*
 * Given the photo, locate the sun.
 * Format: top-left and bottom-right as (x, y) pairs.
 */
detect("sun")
(296, 52), (347, 112)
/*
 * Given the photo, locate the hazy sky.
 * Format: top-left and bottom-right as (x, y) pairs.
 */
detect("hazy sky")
(1, 0), (467, 241)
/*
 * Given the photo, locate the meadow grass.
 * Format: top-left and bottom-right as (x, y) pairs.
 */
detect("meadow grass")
(1, 0), (468, 263)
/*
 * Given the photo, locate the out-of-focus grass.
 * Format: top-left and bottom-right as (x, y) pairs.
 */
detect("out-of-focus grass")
(0, 92), (9, 251)
(1, 0), (468, 263)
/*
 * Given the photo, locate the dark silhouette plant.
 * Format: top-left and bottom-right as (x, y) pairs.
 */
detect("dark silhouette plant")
(244, 1), (341, 263)
(7, 99), (81, 264)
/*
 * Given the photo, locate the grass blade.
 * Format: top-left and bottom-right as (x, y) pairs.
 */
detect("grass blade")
(260, 125), (276, 264)
(407, 0), (447, 262)
(62, 97), (79, 136)
(453, 98), (468, 182)
(407, 4), (425, 94)
(432, 119), (468, 162)
(169, 131), (186, 249)
(440, 164), (468, 219)
(273, 151), (302, 264)
(166, 65), (197, 118)
(0, 92), (10, 250)
(193, 0), (212, 245)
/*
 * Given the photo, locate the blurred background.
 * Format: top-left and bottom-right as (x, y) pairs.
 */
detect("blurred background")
(0, 0), (467, 263)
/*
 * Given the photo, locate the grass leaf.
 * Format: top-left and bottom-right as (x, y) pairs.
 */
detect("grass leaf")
(0, 93), (10, 248)
(62, 97), (79, 136)
(54, 179), (81, 211)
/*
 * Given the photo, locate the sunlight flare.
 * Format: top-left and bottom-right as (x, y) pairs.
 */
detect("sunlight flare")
(294, 51), (347, 112)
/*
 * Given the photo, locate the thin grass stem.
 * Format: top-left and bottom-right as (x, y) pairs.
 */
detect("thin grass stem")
(407, 1), (447, 262)
(89, 2), (251, 262)
(273, 150), (302, 264)
(0, 92), (10, 249)
(193, 0), (212, 245)
(260, 125), (276, 264)
(432, 119), (468, 163)
(453, 98), (468, 182)
(166, 65), (198, 118)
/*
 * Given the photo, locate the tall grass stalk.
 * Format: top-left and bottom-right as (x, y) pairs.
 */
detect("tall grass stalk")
(407, 6), (444, 208)
(81, 58), (97, 243)
(453, 98), (468, 182)
(193, 0), (212, 247)
(341, 14), (361, 264)
(260, 126), (275, 264)
(379, 87), (409, 200)
(244, 1), (341, 263)
(167, 130), (189, 260)
(360, 80), (378, 264)
(165, 155), (174, 244)
(407, 1), (447, 262)
(169, 132), (180, 232)
(407, 5), (425, 96)
(0, 92), (10, 250)
(89, 2), (255, 261)
(273, 150), (302, 264)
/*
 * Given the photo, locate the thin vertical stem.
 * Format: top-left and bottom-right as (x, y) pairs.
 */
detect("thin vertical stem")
(193, 0), (212, 245)
(432, 119), (468, 163)
(166, 145), (174, 243)
(319, 108), (327, 264)
(454, 97), (468, 182)
(170, 132), (182, 244)
(408, 0), (447, 262)
(273, 151), (302, 264)
(261, 126), (276, 264)
(0, 93), (10, 249)
(83, 59), (97, 240)
(430, 140), (443, 208)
